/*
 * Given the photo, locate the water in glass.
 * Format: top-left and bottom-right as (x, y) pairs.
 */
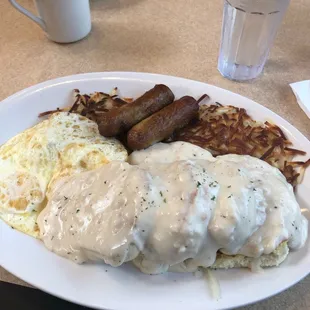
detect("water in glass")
(218, 0), (290, 81)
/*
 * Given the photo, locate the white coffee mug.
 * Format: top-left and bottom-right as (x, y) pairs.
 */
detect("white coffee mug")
(9, 0), (91, 43)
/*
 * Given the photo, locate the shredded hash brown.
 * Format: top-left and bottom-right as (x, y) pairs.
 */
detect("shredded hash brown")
(39, 89), (309, 187)
(173, 102), (309, 187)
(38, 88), (132, 119)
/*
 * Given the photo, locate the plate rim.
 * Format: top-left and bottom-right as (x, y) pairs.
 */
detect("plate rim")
(0, 71), (309, 310)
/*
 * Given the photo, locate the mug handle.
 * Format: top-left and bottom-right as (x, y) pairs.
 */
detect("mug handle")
(9, 0), (46, 31)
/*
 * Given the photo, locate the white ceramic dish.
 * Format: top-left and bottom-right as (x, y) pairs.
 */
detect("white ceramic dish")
(0, 72), (309, 310)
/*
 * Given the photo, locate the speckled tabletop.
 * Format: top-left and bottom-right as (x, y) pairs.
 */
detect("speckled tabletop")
(0, 0), (309, 309)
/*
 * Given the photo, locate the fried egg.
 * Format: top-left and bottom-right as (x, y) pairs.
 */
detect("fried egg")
(0, 112), (127, 238)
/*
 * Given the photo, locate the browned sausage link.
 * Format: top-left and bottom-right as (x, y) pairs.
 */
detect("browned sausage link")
(127, 96), (199, 150)
(97, 84), (174, 137)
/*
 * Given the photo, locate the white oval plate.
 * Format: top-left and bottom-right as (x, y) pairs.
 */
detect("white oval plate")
(0, 72), (309, 310)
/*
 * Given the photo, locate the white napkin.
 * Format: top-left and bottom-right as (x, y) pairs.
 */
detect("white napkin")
(290, 80), (310, 119)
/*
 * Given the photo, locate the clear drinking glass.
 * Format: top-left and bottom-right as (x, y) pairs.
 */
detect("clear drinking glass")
(218, 0), (290, 81)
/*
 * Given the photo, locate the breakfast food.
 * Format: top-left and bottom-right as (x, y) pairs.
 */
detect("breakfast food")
(39, 85), (309, 187)
(0, 112), (127, 237)
(38, 142), (308, 274)
(1, 84), (309, 278)
(127, 96), (199, 150)
(97, 84), (175, 137)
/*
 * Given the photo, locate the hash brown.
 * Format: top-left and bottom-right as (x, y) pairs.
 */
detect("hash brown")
(173, 103), (309, 187)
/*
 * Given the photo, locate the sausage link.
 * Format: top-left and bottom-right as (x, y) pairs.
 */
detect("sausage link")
(97, 84), (174, 137)
(127, 96), (198, 150)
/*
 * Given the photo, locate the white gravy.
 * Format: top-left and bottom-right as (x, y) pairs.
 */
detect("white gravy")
(38, 142), (308, 274)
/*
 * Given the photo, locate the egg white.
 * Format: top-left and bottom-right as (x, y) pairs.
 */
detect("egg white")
(0, 112), (127, 237)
